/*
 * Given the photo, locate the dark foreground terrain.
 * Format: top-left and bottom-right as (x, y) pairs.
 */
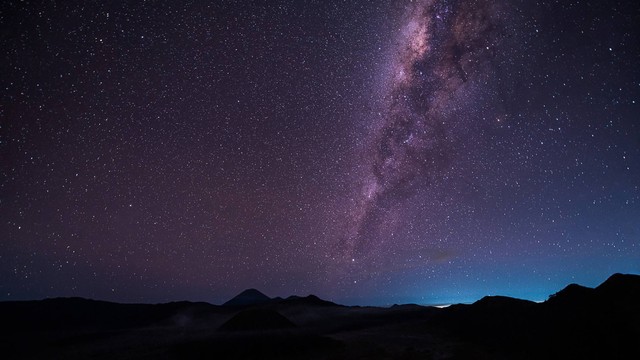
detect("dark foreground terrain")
(2, 273), (639, 359)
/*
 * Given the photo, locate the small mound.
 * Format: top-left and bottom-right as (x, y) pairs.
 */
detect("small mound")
(219, 309), (295, 331)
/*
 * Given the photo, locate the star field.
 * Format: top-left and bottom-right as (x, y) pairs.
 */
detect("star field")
(2, 0), (639, 305)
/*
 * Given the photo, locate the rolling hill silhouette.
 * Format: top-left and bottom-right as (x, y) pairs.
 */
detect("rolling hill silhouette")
(1, 273), (638, 359)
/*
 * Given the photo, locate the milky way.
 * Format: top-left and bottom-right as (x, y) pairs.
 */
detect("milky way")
(338, 0), (505, 262)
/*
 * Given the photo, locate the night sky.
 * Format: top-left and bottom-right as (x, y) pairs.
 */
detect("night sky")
(2, 0), (639, 306)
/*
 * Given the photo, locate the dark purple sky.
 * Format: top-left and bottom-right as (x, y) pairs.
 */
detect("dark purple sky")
(2, 0), (639, 305)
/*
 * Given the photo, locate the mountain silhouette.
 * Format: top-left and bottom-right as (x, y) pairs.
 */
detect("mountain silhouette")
(223, 288), (271, 307)
(280, 294), (339, 307)
(594, 272), (640, 302)
(0, 297), (220, 332)
(1, 273), (638, 359)
(433, 273), (640, 359)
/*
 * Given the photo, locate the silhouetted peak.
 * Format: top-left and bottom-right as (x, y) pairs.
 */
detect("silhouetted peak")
(223, 288), (271, 307)
(282, 294), (338, 307)
(559, 282), (592, 294)
(546, 283), (594, 305)
(305, 294), (322, 302)
(596, 273), (640, 292)
(594, 273), (640, 305)
(43, 296), (108, 304)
